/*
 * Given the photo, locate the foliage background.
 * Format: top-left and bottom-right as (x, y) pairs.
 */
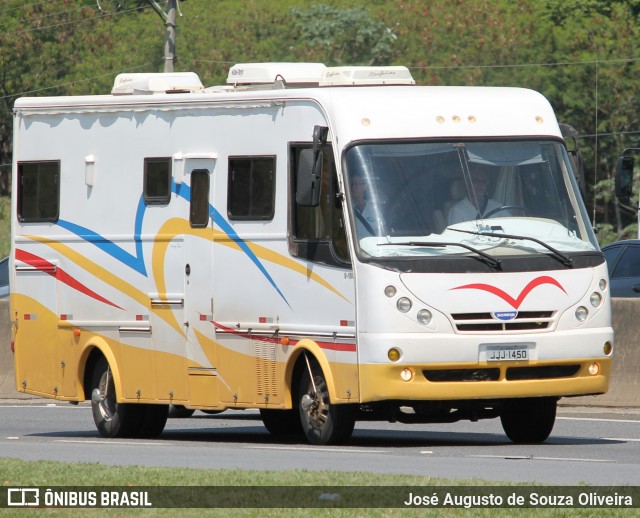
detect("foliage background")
(2, 0), (640, 255)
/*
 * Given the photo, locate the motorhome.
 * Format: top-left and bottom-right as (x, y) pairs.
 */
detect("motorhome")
(10, 63), (612, 444)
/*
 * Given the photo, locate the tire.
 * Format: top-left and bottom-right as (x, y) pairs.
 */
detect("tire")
(137, 404), (168, 438)
(297, 359), (355, 445)
(500, 397), (557, 443)
(168, 404), (195, 418)
(90, 357), (144, 438)
(260, 408), (303, 436)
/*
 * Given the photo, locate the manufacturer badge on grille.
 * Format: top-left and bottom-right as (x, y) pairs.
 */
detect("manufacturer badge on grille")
(492, 311), (518, 321)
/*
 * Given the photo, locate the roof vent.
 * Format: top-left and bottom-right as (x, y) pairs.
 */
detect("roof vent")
(227, 63), (327, 87)
(320, 66), (415, 86)
(112, 72), (204, 95)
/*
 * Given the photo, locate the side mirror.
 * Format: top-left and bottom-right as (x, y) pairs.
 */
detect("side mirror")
(564, 135), (577, 153)
(295, 125), (328, 207)
(615, 155), (634, 204)
(296, 148), (322, 206)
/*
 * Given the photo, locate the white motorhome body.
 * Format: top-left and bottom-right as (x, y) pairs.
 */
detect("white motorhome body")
(10, 64), (612, 444)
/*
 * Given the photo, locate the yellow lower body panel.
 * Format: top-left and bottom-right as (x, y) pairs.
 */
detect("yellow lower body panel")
(358, 358), (611, 402)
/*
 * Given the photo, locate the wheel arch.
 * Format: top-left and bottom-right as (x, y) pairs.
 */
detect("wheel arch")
(80, 337), (122, 402)
(284, 339), (338, 408)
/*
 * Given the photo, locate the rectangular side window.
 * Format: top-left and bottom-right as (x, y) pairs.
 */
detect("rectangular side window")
(17, 161), (60, 222)
(144, 157), (171, 204)
(190, 170), (210, 228)
(228, 157), (275, 220)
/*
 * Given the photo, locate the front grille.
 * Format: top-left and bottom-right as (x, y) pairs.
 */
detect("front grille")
(423, 368), (500, 382)
(423, 364), (581, 383)
(451, 311), (554, 332)
(506, 364), (580, 380)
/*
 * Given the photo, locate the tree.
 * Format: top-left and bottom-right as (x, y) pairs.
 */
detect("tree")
(289, 4), (397, 66)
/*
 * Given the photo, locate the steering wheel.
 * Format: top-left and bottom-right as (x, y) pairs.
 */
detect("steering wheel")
(483, 205), (528, 218)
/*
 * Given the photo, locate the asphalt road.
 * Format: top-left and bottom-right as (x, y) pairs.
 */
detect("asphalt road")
(1, 402), (639, 485)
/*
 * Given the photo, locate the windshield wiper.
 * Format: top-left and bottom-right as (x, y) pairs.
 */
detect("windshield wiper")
(379, 241), (502, 269)
(448, 228), (573, 268)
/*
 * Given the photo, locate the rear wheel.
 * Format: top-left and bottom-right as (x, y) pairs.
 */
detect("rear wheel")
(168, 404), (195, 418)
(91, 357), (141, 438)
(297, 359), (355, 445)
(137, 404), (168, 438)
(500, 397), (557, 443)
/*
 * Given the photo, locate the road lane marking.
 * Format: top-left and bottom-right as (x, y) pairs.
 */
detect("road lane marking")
(54, 439), (168, 446)
(558, 417), (640, 424)
(470, 454), (614, 463)
(603, 438), (640, 442)
(0, 405), (90, 409)
(244, 445), (388, 454)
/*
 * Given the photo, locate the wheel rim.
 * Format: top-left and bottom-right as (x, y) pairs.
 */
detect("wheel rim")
(303, 375), (329, 430)
(96, 371), (116, 422)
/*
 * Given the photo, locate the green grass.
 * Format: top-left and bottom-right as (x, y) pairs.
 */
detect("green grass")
(0, 458), (638, 517)
(0, 195), (9, 258)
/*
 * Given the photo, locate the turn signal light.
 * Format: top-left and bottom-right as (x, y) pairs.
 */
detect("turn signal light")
(387, 348), (401, 362)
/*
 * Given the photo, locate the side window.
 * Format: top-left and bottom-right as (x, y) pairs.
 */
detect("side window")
(17, 161), (60, 222)
(611, 246), (640, 279)
(228, 157), (275, 220)
(190, 170), (210, 228)
(290, 145), (349, 266)
(144, 157), (171, 205)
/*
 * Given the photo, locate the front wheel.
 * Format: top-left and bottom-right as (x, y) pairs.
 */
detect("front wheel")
(500, 397), (557, 443)
(297, 359), (355, 445)
(260, 408), (303, 436)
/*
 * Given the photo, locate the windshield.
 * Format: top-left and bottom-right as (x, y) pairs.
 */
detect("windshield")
(344, 140), (598, 262)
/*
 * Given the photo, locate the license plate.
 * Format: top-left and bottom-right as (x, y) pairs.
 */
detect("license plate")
(484, 344), (529, 362)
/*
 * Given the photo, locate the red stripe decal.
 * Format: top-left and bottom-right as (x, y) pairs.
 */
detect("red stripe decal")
(15, 249), (123, 310)
(211, 320), (357, 353)
(451, 275), (567, 309)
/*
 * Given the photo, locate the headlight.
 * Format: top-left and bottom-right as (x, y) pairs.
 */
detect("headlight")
(396, 297), (412, 313)
(590, 292), (602, 308)
(575, 306), (588, 322)
(417, 309), (432, 326)
(384, 285), (397, 298)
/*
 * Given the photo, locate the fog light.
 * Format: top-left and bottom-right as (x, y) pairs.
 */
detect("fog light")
(384, 285), (397, 298)
(575, 306), (588, 322)
(590, 292), (602, 308)
(388, 348), (401, 362)
(397, 297), (412, 313)
(588, 362), (600, 375)
(603, 342), (613, 355)
(599, 278), (607, 291)
(400, 368), (413, 381)
(417, 309), (432, 326)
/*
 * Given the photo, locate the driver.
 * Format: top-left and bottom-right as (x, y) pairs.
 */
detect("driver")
(448, 168), (503, 224)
